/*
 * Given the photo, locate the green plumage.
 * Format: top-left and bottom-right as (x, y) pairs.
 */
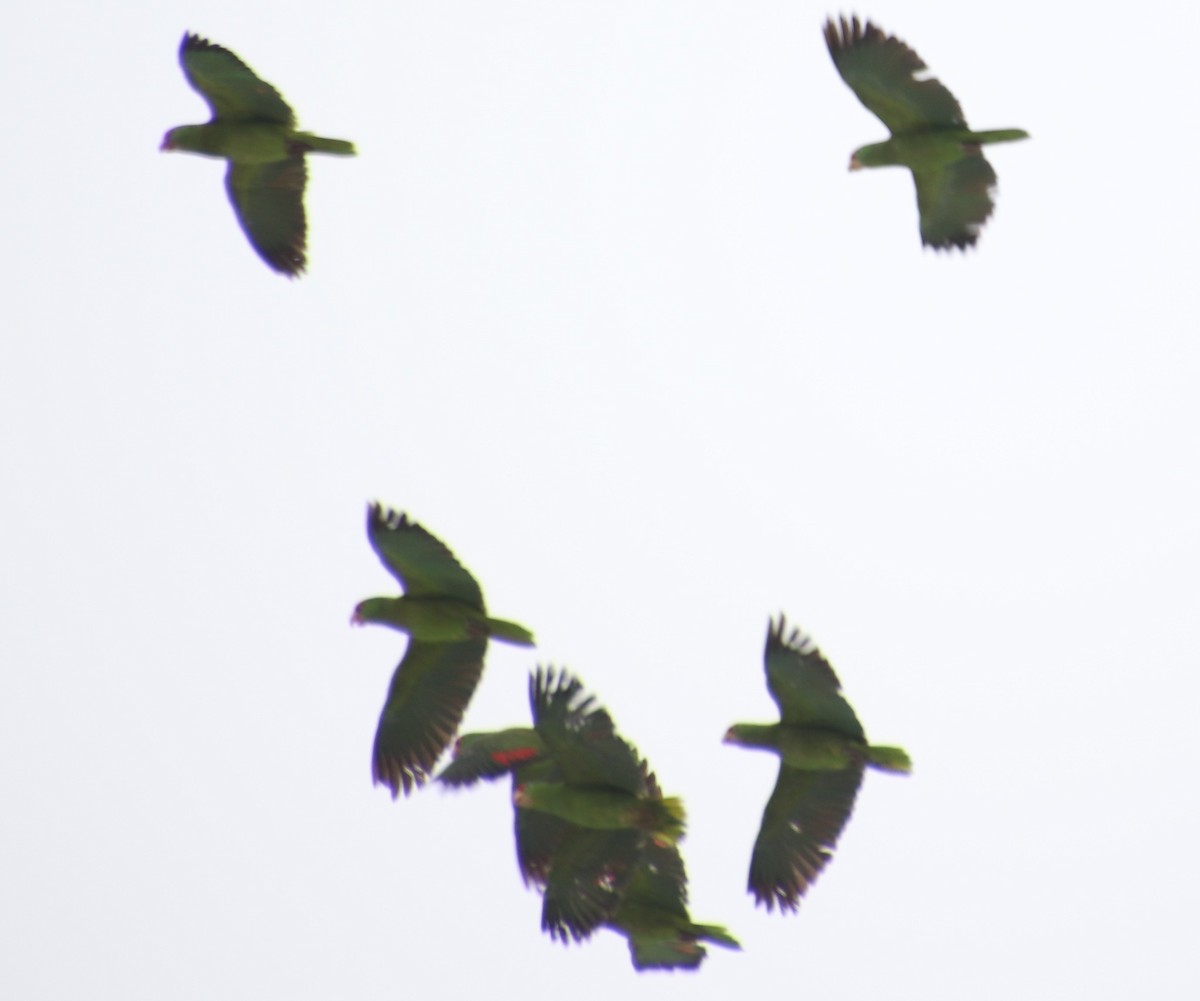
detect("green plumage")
(435, 695), (646, 945)
(436, 729), (547, 787)
(606, 841), (740, 971)
(435, 728), (585, 896)
(523, 668), (686, 845)
(437, 671), (734, 968)
(160, 33), (355, 275)
(539, 826), (646, 943)
(518, 668), (692, 946)
(824, 16), (1028, 249)
(724, 615), (910, 912)
(354, 504), (534, 797)
(514, 782), (687, 845)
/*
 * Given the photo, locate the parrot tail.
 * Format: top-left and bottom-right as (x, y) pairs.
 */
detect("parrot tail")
(299, 133), (357, 155)
(652, 796), (687, 845)
(692, 924), (741, 950)
(867, 744), (912, 774)
(487, 617), (536, 647)
(968, 128), (1029, 145)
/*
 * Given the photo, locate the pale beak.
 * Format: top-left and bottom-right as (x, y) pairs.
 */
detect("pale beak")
(849, 153), (862, 171)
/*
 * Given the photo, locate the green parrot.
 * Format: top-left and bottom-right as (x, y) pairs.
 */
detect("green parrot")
(160, 32), (356, 276)
(438, 671), (705, 954)
(824, 16), (1028, 249)
(725, 615), (910, 912)
(516, 667), (686, 846)
(438, 720), (645, 944)
(513, 781), (685, 844)
(353, 504), (534, 797)
(606, 840), (740, 971)
(437, 727), (569, 889)
(438, 728), (548, 787)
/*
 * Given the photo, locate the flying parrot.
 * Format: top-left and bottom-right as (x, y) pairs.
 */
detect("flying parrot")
(515, 667), (685, 847)
(438, 717), (645, 945)
(724, 615), (910, 912)
(160, 32), (356, 275)
(353, 504), (534, 797)
(606, 840), (740, 971)
(824, 15), (1028, 249)
(439, 670), (735, 969)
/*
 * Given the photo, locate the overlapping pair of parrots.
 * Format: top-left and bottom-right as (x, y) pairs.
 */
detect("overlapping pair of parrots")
(161, 16), (1028, 275)
(352, 502), (911, 972)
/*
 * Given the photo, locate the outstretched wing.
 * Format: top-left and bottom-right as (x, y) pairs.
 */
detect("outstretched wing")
(224, 159), (307, 276)
(514, 771), (571, 888)
(541, 827), (645, 943)
(747, 763), (864, 911)
(610, 841), (731, 971)
(824, 16), (966, 135)
(372, 638), (487, 797)
(914, 151), (997, 249)
(618, 839), (690, 917)
(178, 33), (294, 125)
(365, 504), (485, 608)
(436, 729), (545, 787)
(529, 667), (645, 793)
(764, 616), (865, 738)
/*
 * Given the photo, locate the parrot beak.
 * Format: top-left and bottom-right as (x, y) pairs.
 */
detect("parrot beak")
(848, 153), (862, 171)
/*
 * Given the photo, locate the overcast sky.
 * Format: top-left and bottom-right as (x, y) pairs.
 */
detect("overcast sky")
(4, 1), (1198, 998)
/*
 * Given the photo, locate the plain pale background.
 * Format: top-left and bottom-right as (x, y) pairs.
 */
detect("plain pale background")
(3, 2), (1198, 998)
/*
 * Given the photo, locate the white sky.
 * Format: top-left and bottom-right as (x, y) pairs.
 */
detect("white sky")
(4, 1), (1199, 997)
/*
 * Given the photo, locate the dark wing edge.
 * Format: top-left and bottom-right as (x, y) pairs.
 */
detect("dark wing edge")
(914, 150), (997, 250)
(747, 764), (865, 912)
(371, 639), (487, 797)
(436, 730), (544, 788)
(823, 15), (967, 133)
(224, 160), (307, 276)
(365, 503), (485, 608)
(529, 666), (645, 793)
(764, 615), (866, 739)
(541, 828), (645, 944)
(178, 33), (295, 125)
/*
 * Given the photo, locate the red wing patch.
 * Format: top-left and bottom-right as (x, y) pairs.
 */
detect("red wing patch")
(490, 746), (541, 767)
